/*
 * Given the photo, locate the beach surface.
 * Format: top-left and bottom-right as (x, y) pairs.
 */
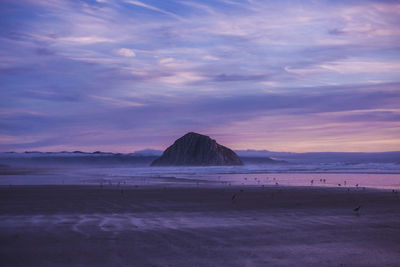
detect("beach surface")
(1, 185), (400, 266)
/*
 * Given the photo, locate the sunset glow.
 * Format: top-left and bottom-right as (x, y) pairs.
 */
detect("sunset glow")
(1, 0), (400, 152)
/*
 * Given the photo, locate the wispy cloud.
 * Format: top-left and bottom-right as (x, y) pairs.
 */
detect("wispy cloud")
(1, 0), (400, 152)
(115, 48), (136, 57)
(89, 95), (145, 107)
(58, 36), (116, 44)
(124, 0), (183, 20)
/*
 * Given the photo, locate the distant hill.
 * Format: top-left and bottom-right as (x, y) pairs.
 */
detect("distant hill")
(1, 149), (398, 168)
(240, 157), (287, 165)
(131, 149), (163, 156)
(151, 132), (243, 166)
(0, 151), (157, 167)
(235, 150), (400, 164)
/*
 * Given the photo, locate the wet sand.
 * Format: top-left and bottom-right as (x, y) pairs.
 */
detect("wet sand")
(1, 185), (400, 266)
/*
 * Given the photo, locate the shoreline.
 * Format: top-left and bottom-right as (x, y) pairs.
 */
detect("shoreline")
(0, 183), (395, 192)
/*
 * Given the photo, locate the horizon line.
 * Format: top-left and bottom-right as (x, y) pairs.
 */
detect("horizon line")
(1, 149), (400, 154)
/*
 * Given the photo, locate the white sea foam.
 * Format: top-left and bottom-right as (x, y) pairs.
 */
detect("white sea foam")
(1, 158), (400, 189)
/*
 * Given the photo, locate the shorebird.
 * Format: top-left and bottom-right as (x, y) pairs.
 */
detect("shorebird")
(311, 180), (314, 185)
(353, 205), (361, 212)
(232, 194), (237, 201)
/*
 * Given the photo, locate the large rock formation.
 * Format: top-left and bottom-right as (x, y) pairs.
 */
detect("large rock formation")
(151, 132), (243, 166)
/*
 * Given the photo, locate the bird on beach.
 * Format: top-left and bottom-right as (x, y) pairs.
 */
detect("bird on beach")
(353, 205), (361, 212)
(232, 194), (237, 201)
(311, 180), (314, 185)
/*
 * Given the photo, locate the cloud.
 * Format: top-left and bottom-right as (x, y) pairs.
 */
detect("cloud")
(124, 0), (182, 20)
(115, 48), (136, 57)
(319, 61), (400, 74)
(203, 55), (219, 61)
(89, 95), (144, 107)
(212, 73), (268, 82)
(159, 72), (205, 85)
(58, 36), (116, 44)
(1, 0), (400, 152)
(159, 57), (174, 65)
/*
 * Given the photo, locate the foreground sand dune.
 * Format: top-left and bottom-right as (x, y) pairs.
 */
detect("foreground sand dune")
(1, 185), (400, 266)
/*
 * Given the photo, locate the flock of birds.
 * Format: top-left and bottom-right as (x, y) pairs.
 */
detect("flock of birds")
(238, 175), (368, 190)
(96, 174), (399, 215)
(230, 175), (399, 214)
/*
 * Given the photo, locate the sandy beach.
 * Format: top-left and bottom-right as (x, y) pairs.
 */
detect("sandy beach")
(1, 185), (399, 266)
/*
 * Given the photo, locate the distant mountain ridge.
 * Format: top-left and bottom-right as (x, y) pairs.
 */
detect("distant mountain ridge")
(0, 151), (158, 167)
(132, 149), (163, 156)
(1, 149), (399, 166)
(235, 150), (400, 164)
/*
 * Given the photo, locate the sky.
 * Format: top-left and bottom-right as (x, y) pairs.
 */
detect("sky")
(1, 0), (400, 153)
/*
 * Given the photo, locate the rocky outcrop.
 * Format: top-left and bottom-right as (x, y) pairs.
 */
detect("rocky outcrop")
(151, 132), (243, 166)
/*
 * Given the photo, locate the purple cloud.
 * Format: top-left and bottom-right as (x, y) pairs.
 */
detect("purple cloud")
(1, 0), (400, 152)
